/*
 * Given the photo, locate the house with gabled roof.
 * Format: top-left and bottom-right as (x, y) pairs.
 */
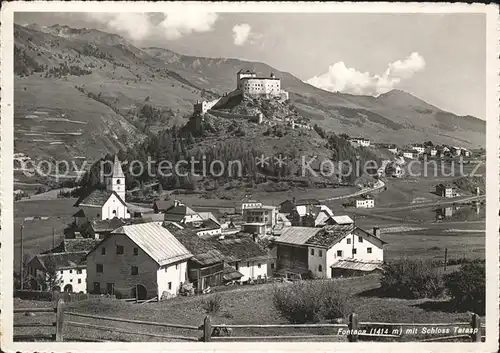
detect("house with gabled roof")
(85, 223), (192, 300)
(152, 200), (175, 214)
(163, 201), (203, 223)
(26, 235), (101, 293)
(73, 155), (131, 222)
(274, 223), (386, 279)
(26, 252), (88, 293)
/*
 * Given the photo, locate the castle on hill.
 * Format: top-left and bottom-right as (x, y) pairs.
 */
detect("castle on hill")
(194, 69), (289, 116)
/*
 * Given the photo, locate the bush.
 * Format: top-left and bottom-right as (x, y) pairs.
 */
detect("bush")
(380, 258), (444, 299)
(202, 293), (223, 314)
(444, 262), (485, 315)
(272, 280), (350, 324)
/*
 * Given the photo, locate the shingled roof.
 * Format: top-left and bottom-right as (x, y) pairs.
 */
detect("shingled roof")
(216, 236), (271, 262)
(33, 252), (87, 270)
(305, 224), (355, 248)
(43, 238), (102, 254)
(164, 204), (200, 222)
(90, 218), (146, 233)
(73, 189), (126, 208)
(167, 226), (225, 266)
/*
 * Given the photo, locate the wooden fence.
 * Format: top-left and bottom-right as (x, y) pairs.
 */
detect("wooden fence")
(13, 299), (64, 341)
(15, 299), (486, 342)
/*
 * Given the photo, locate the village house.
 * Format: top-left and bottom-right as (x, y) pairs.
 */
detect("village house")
(435, 183), (459, 198)
(73, 155), (131, 222)
(163, 201), (203, 224)
(274, 224), (386, 279)
(85, 223), (192, 300)
(349, 137), (371, 147)
(26, 236), (100, 293)
(26, 252), (88, 293)
(385, 163), (403, 178)
(401, 150), (416, 159)
(451, 147), (462, 156)
(388, 146), (399, 154)
(234, 195), (263, 215)
(152, 200), (175, 214)
(279, 198), (320, 225)
(355, 195), (375, 208)
(184, 218), (222, 237)
(411, 144), (425, 154)
(85, 218), (147, 240)
(423, 146), (438, 157)
(216, 233), (273, 282)
(242, 205), (277, 234)
(166, 226), (226, 292)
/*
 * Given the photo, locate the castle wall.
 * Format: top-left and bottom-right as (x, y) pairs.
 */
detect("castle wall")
(240, 78), (281, 98)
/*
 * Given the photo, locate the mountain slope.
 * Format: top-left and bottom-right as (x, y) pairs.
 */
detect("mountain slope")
(14, 23), (485, 166)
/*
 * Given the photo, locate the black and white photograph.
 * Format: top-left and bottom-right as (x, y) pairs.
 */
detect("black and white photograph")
(1, 2), (498, 352)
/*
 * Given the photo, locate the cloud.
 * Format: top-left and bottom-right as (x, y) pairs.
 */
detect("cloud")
(159, 11), (218, 40)
(306, 52), (426, 96)
(232, 23), (252, 46)
(85, 12), (218, 41)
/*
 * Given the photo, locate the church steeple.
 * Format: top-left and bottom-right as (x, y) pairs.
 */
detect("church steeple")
(106, 155), (126, 201)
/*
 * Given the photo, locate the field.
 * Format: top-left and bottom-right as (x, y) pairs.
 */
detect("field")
(13, 198), (77, 269)
(13, 274), (480, 342)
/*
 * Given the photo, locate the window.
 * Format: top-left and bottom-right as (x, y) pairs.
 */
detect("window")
(101, 247), (106, 255)
(131, 266), (138, 275)
(117, 179), (121, 185)
(347, 238), (351, 244)
(235, 262), (240, 271)
(353, 248), (357, 255)
(271, 263), (275, 269)
(319, 250), (323, 257)
(69, 269), (73, 274)
(70, 279), (73, 282)
(133, 247), (139, 256)
(78, 279), (82, 284)
(337, 250), (343, 257)
(77, 269), (82, 274)
(97, 213), (100, 218)
(258, 263), (261, 269)
(318, 265), (323, 272)
(358, 236), (363, 243)
(60, 270), (64, 274)
(367, 247), (372, 254)
(310, 248), (315, 256)
(116, 245), (124, 254)
(168, 282), (172, 290)
(96, 264), (103, 273)
(247, 262), (250, 267)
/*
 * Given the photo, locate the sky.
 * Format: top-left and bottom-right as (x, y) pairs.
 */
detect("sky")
(14, 12), (486, 119)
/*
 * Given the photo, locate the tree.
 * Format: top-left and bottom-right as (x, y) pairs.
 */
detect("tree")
(444, 261), (485, 315)
(37, 257), (62, 292)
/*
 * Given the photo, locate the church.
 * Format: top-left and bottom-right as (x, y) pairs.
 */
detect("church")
(73, 155), (131, 223)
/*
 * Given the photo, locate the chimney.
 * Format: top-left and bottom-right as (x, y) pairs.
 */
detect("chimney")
(373, 227), (380, 238)
(174, 200), (180, 207)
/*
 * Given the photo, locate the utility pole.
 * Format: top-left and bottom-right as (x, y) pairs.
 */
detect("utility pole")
(20, 224), (24, 290)
(444, 248), (448, 272)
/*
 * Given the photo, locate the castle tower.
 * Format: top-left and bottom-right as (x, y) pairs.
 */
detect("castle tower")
(106, 155), (126, 201)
